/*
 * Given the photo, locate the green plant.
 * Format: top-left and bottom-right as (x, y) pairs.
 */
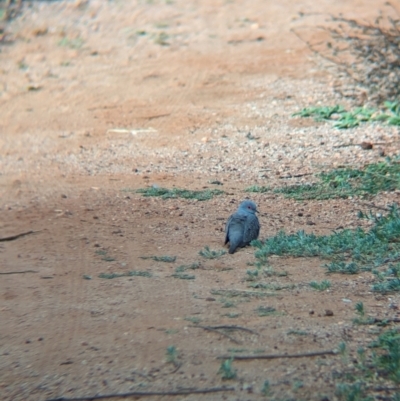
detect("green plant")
(165, 345), (179, 367)
(309, 280), (331, 291)
(261, 380), (271, 396)
(133, 187), (223, 201)
(199, 246), (226, 259)
(218, 359), (237, 380)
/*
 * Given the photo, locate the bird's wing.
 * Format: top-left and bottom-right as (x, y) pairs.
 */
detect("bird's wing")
(224, 215), (233, 244)
(225, 212), (247, 243)
(243, 214), (260, 244)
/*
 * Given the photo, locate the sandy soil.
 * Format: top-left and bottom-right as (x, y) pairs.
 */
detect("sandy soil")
(1, 1), (399, 400)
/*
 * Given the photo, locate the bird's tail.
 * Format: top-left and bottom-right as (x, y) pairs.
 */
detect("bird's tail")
(228, 238), (241, 254)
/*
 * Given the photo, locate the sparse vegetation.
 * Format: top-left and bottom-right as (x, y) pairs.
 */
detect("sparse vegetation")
(253, 204), (400, 293)
(99, 271), (152, 279)
(293, 102), (400, 129)
(274, 158), (400, 200)
(141, 255), (176, 263)
(245, 185), (270, 193)
(171, 273), (195, 279)
(309, 280), (331, 291)
(199, 246), (226, 259)
(134, 187), (224, 201)
(95, 249), (116, 262)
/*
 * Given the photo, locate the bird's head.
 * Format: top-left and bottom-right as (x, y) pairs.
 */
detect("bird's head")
(239, 200), (258, 214)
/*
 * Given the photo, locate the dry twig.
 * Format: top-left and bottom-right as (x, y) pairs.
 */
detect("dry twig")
(46, 386), (235, 401)
(218, 350), (337, 360)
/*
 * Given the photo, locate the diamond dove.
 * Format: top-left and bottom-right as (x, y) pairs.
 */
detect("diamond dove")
(224, 200), (260, 254)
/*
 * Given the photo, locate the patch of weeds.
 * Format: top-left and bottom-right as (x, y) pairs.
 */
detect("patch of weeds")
(199, 246), (226, 259)
(292, 380), (304, 391)
(309, 280), (331, 291)
(256, 306), (281, 317)
(220, 299), (236, 308)
(58, 37), (84, 49)
(218, 359), (237, 380)
(335, 382), (372, 401)
(245, 185), (270, 193)
(184, 316), (201, 324)
(223, 312), (241, 318)
(95, 249), (116, 262)
(141, 255), (176, 263)
(175, 262), (200, 272)
(171, 273), (195, 280)
(127, 271), (152, 277)
(134, 186), (223, 201)
(254, 205), (400, 292)
(245, 269), (259, 281)
(82, 275), (92, 280)
(287, 329), (308, 336)
(325, 261), (360, 275)
(275, 157), (400, 200)
(293, 102), (400, 129)
(261, 380), (271, 396)
(99, 271), (152, 279)
(369, 329), (400, 384)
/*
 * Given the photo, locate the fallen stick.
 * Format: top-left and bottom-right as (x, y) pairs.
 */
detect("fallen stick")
(46, 386), (235, 401)
(217, 350), (337, 360)
(208, 325), (259, 335)
(0, 230), (39, 242)
(0, 270), (37, 275)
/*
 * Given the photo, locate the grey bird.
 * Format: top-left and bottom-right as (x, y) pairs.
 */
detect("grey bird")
(224, 200), (260, 254)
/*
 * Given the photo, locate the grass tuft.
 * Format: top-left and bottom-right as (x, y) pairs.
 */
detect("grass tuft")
(199, 246), (226, 259)
(99, 271), (152, 279)
(134, 187), (223, 201)
(140, 255), (176, 263)
(218, 359), (237, 380)
(309, 280), (331, 291)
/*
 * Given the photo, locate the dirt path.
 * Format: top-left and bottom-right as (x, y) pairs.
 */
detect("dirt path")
(1, 1), (399, 400)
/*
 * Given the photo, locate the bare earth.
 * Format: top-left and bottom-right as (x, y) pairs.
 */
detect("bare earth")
(1, 1), (399, 400)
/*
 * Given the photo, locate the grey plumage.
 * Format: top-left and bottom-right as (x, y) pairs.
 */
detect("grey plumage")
(224, 200), (260, 254)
